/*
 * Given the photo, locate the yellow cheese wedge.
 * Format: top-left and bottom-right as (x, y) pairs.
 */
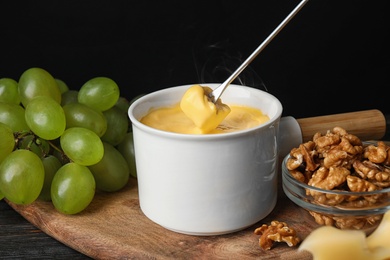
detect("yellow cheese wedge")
(180, 85), (231, 133)
(298, 226), (390, 260)
(298, 226), (373, 260)
(367, 210), (390, 250)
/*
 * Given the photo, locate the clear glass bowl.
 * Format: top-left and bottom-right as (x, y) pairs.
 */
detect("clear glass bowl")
(282, 154), (390, 234)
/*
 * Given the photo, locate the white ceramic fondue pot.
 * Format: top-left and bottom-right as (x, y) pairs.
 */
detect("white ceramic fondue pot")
(128, 83), (283, 235)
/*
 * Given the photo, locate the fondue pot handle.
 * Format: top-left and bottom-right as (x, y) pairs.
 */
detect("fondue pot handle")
(278, 109), (386, 157)
(296, 109), (386, 142)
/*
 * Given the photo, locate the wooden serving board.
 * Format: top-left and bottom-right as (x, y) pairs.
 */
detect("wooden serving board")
(7, 175), (317, 260)
(5, 109), (387, 259)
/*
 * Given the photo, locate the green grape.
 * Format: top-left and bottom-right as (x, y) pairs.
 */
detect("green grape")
(18, 67), (61, 107)
(117, 132), (137, 178)
(25, 96), (66, 140)
(89, 142), (129, 192)
(17, 134), (50, 158)
(39, 155), (62, 201)
(52, 147), (70, 165)
(0, 102), (30, 132)
(0, 149), (44, 205)
(115, 97), (130, 115)
(63, 103), (107, 137)
(0, 78), (20, 105)
(0, 122), (15, 163)
(55, 78), (69, 94)
(125, 94), (145, 132)
(78, 77), (119, 111)
(61, 90), (79, 106)
(60, 127), (104, 166)
(101, 106), (128, 146)
(115, 96), (132, 132)
(51, 162), (95, 214)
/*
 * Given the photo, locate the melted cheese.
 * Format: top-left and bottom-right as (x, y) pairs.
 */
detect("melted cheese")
(140, 85), (269, 134)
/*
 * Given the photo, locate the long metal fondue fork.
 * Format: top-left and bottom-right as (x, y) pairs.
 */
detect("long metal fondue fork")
(208, 0), (309, 103)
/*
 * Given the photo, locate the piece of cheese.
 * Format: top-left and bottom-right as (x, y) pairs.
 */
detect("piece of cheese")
(298, 226), (373, 260)
(180, 85), (230, 133)
(298, 210), (390, 260)
(366, 210), (390, 250)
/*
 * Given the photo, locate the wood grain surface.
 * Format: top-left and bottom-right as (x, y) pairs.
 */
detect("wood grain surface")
(296, 109), (386, 142)
(6, 175), (317, 260)
(6, 110), (386, 260)
(0, 201), (90, 258)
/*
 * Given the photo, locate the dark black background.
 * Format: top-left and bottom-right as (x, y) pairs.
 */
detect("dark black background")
(1, 0), (389, 119)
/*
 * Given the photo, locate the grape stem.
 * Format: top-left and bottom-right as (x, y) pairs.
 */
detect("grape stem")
(47, 140), (71, 164)
(13, 130), (70, 163)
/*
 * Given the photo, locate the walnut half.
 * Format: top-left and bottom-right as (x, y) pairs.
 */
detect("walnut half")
(254, 220), (300, 250)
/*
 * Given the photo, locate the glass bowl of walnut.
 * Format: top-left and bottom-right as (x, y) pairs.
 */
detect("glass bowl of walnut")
(282, 126), (390, 235)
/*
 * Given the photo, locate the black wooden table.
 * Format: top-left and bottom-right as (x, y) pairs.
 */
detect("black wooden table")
(0, 200), (90, 259)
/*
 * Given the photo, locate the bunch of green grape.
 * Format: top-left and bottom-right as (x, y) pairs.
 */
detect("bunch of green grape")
(0, 67), (137, 214)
